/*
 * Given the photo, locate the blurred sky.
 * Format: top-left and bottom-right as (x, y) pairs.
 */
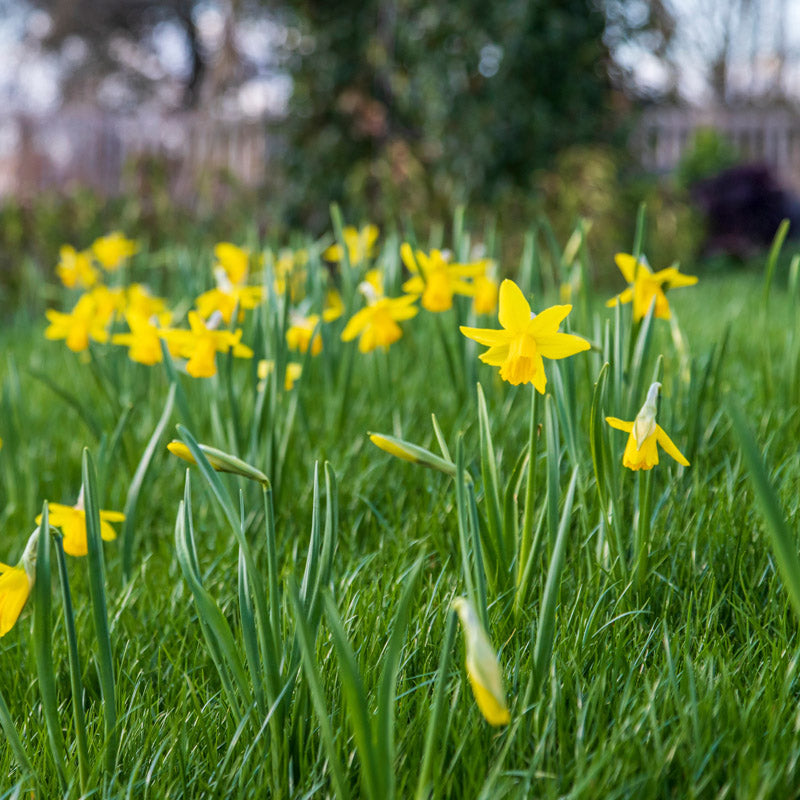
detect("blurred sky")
(1, 0), (799, 116)
(0, 0), (292, 116)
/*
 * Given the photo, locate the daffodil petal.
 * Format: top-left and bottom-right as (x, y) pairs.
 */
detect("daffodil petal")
(615, 252), (651, 282)
(605, 417), (634, 432)
(605, 288), (633, 308)
(536, 332), (590, 359)
(400, 243), (418, 273)
(391, 305), (419, 321)
(341, 307), (372, 341)
(497, 280), (531, 331)
(528, 304), (573, 336)
(532, 354), (547, 394)
(655, 425), (690, 466)
(478, 344), (510, 366)
(459, 326), (512, 347)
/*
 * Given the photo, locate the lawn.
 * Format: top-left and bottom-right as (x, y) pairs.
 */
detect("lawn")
(1, 221), (799, 799)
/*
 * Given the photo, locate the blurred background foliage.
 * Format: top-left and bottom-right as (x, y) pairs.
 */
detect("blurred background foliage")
(2, 0), (792, 309)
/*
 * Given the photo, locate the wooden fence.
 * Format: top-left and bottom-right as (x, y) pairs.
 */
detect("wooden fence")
(635, 106), (800, 189)
(3, 105), (800, 201)
(0, 108), (270, 203)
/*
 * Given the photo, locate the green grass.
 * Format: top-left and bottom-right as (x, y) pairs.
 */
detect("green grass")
(1, 230), (800, 799)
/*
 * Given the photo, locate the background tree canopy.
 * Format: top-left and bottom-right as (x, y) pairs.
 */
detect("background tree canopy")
(280, 0), (617, 227)
(20, 0), (621, 228)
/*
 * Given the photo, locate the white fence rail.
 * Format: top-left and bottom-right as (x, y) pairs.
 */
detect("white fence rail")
(3, 106), (800, 201)
(0, 108), (270, 203)
(635, 106), (800, 189)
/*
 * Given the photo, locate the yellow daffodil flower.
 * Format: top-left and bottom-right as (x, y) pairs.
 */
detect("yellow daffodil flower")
(111, 312), (167, 365)
(92, 232), (139, 271)
(214, 242), (251, 286)
(341, 281), (418, 352)
(0, 529), (38, 637)
(125, 284), (168, 320)
(56, 245), (99, 289)
(286, 313), (323, 356)
(45, 293), (111, 352)
(606, 253), (698, 322)
(606, 382), (690, 471)
(401, 244), (484, 312)
(460, 279), (590, 391)
(452, 597), (510, 726)
(36, 494), (124, 558)
(323, 224), (379, 266)
(88, 285), (127, 324)
(195, 268), (264, 324)
(160, 311), (253, 378)
(257, 359), (303, 391)
(274, 248), (308, 300)
(363, 268), (384, 296)
(322, 289), (344, 322)
(472, 272), (499, 315)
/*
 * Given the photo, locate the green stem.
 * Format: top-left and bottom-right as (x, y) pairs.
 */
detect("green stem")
(55, 535), (90, 793)
(517, 386), (538, 589)
(514, 386), (542, 615)
(635, 470), (653, 589)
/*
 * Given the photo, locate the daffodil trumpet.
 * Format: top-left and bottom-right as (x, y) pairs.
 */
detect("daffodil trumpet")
(0, 528), (39, 637)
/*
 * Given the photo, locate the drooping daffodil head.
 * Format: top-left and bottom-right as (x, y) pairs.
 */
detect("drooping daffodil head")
(0, 528), (39, 637)
(451, 596), (510, 727)
(606, 381), (690, 471)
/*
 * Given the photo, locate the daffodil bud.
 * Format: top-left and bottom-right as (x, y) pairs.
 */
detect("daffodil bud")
(167, 441), (270, 487)
(452, 597), (510, 727)
(368, 433), (457, 477)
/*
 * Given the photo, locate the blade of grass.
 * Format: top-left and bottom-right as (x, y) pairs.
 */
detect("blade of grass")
(54, 534), (90, 794)
(82, 448), (119, 775)
(376, 559), (423, 799)
(531, 467), (578, 697)
(323, 590), (382, 799)
(728, 401), (800, 621)
(121, 383), (176, 580)
(287, 578), (351, 800)
(0, 686), (37, 791)
(762, 218), (790, 311)
(32, 503), (68, 790)
(415, 609), (457, 800)
(477, 383), (504, 580)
